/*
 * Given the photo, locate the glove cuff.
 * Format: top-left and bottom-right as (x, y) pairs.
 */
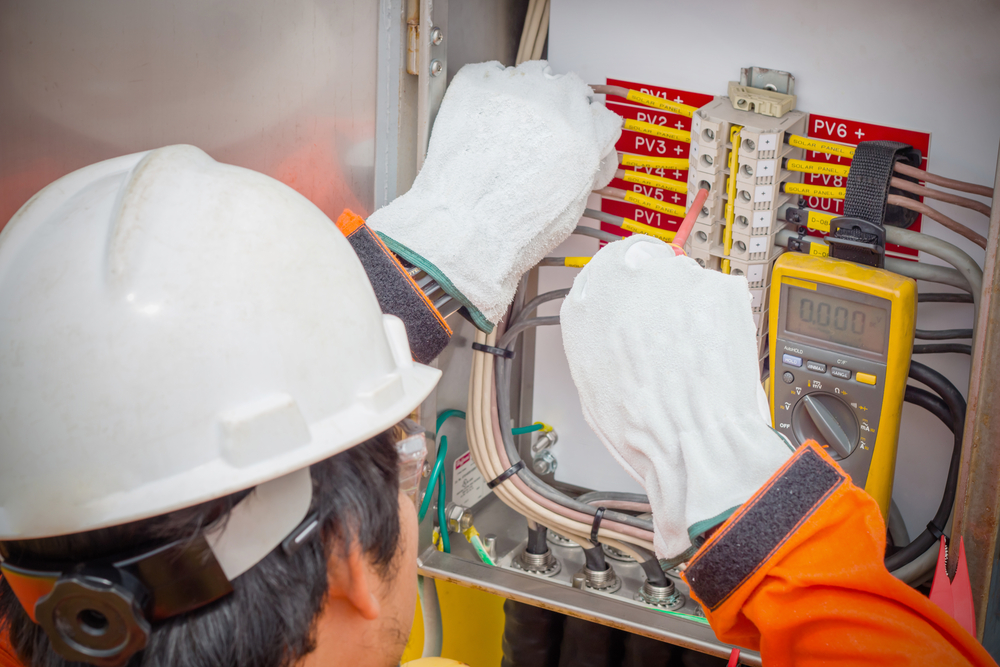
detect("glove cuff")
(376, 232), (495, 333)
(684, 427), (797, 554)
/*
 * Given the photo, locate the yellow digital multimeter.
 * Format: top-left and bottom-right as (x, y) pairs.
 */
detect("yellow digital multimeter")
(769, 252), (916, 518)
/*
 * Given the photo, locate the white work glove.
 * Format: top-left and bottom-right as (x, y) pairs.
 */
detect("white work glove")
(560, 235), (794, 564)
(367, 60), (621, 331)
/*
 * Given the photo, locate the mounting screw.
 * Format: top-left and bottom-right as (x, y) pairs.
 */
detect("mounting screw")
(445, 503), (473, 532)
(430, 27), (444, 45)
(430, 59), (444, 77)
(483, 534), (497, 560)
(532, 451), (558, 475)
(530, 430), (558, 456)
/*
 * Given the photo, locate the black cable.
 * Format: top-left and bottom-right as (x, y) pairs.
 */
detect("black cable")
(912, 343), (972, 355)
(884, 362), (965, 571)
(914, 328), (973, 340)
(583, 545), (608, 572)
(918, 292), (974, 304)
(526, 524), (549, 555)
(631, 546), (669, 587)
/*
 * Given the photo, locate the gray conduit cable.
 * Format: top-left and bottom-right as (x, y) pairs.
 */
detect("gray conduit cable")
(493, 342), (655, 534)
(574, 225), (621, 243)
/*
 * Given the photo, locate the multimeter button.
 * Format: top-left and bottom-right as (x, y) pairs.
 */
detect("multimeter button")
(782, 353), (803, 367)
(830, 368), (852, 380)
(856, 372), (877, 385)
(806, 361), (827, 373)
(782, 371), (795, 384)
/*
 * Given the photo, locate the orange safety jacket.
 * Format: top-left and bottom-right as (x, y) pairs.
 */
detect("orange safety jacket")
(682, 441), (996, 666)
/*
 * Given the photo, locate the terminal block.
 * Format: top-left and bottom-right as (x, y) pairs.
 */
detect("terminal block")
(685, 95), (807, 375)
(727, 67), (797, 118)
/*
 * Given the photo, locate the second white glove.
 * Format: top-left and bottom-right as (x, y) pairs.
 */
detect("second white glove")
(560, 235), (794, 563)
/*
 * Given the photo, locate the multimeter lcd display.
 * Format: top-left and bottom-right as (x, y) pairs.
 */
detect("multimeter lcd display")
(785, 286), (888, 353)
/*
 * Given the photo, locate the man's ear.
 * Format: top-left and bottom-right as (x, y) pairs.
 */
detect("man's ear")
(327, 542), (381, 621)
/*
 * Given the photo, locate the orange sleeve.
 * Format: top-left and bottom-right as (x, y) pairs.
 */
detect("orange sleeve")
(683, 442), (996, 667)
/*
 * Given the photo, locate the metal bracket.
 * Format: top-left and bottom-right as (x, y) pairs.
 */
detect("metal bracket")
(416, 0), (447, 169)
(740, 66), (795, 95)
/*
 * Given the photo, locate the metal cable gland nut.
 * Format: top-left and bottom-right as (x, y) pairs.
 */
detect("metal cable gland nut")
(35, 573), (151, 667)
(580, 565), (622, 593)
(514, 548), (561, 577)
(636, 579), (684, 610)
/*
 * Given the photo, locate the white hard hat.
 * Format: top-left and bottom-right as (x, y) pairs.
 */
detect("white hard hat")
(0, 145), (441, 540)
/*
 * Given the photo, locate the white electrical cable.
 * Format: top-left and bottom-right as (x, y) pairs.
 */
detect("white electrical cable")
(466, 329), (655, 555)
(515, 0), (544, 66)
(529, 0), (550, 61)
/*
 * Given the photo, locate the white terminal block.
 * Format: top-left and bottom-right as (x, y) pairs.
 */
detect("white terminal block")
(753, 309), (769, 336)
(687, 168), (727, 205)
(736, 157), (781, 186)
(689, 221), (723, 251)
(685, 246), (721, 271)
(689, 140), (726, 175)
(690, 110), (730, 154)
(736, 200), (796, 236)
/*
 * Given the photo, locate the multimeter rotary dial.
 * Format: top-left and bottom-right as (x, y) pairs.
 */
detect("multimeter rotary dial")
(791, 392), (860, 459)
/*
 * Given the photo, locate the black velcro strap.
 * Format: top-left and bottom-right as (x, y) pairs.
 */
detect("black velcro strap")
(590, 507), (606, 546)
(487, 461), (524, 489)
(685, 446), (847, 611)
(844, 140), (921, 227)
(472, 342), (515, 359)
(342, 219), (451, 364)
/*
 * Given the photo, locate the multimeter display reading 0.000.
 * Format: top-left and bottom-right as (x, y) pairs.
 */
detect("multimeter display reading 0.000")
(785, 286), (887, 354)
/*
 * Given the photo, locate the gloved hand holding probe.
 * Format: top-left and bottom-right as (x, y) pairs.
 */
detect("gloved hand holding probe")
(368, 60), (621, 332)
(560, 235), (794, 564)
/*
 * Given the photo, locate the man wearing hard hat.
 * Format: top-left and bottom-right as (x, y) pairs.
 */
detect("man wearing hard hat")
(0, 62), (993, 667)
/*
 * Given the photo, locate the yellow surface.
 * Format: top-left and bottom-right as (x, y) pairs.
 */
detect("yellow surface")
(787, 134), (857, 159)
(625, 89), (696, 117)
(856, 372), (877, 386)
(723, 126), (742, 256)
(620, 154), (689, 170)
(783, 182), (846, 200)
(401, 580), (506, 666)
(622, 170), (688, 194)
(623, 118), (691, 144)
(564, 257), (592, 268)
(786, 159), (851, 178)
(806, 210), (836, 233)
(809, 242), (830, 257)
(404, 659), (469, 667)
(623, 191), (686, 217)
(621, 218), (676, 243)
(769, 253), (916, 519)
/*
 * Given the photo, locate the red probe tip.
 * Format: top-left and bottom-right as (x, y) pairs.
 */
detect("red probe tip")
(672, 187), (710, 249)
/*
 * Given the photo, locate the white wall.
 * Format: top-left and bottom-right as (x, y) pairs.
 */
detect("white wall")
(537, 0), (1000, 539)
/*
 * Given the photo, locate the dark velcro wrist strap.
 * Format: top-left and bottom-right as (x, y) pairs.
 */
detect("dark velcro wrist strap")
(472, 342), (515, 359)
(685, 446), (847, 611)
(487, 461), (524, 489)
(590, 507), (606, 546)
(336, 211), (451, 364)
(844, 140), (922, 227)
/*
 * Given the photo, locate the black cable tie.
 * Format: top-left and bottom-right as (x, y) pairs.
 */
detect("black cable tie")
(590, 506), (607, 546)
(472, 342), (515, 359)
(927, 521), (945, 541)
(487, 460), (524, 489)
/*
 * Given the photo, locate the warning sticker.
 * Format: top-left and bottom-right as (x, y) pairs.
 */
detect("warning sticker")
(452, 451), (491, 508)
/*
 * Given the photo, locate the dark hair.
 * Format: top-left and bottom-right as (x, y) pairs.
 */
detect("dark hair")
(0, 432), (402, 667)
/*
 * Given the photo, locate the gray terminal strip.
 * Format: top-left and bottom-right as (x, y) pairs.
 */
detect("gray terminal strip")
(772, 280), (893, 489)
